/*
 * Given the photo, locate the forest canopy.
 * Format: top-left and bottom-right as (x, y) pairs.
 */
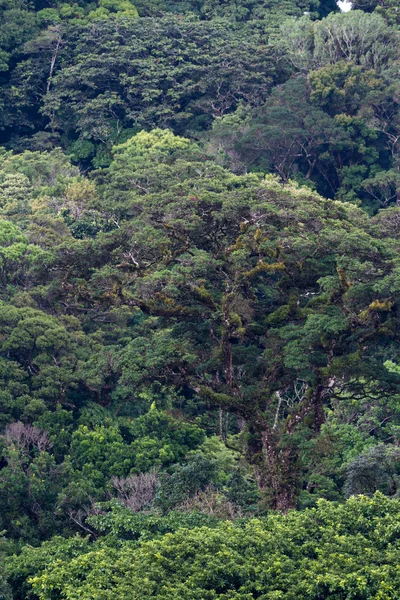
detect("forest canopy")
(2, 0), (400, 598)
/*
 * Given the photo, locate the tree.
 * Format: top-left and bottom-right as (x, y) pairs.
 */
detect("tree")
(82, 129), (400, 509)
(0, 221), (30, 288)
(344, 444), (400, 497)
(8, 15), (273, 163)
(210, 67), (395, 208)
(275, 10), (399, 73)
(0, 306), (86, 413)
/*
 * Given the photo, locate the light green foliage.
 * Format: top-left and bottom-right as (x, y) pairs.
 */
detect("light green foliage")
(87, 502), (220, 542)
(11, 495), (400, 599)
(69, 424), (136, 483)
(128, 410), (206, 471)
(6, 535), (92, 600)
(0, 306), (86, 415)
(68, 409), (204, 486)
(0, 222), (29, 285)
(276, 11), (399, 73)
(113, 129), (193, 163)
(0, 149), (79, 187)
(88, 0), (138, 18)
(309, 62), (381, 116)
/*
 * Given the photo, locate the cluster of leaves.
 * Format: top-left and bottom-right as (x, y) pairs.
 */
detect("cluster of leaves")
(212, 10), (400, 212)
(0, 0), (336, 164)
(6, 494), (400, 599)
(0, 405), (214, 544)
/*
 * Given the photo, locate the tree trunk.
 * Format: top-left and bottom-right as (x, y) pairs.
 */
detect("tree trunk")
(259, 430), (299, 512)
(313, 385), (325, 432)
(47, 28), (62, 95)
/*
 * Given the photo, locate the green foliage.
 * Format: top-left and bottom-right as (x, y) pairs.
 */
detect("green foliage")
(5, 15), (272, 159)
(0, 306), (84, 413)
(69, 424), (136, 482)
(6, 535), (92, 600)
(0, 222), (29, 286)
(2, 0), (400, 593)
(9, 494), (400, 600)
(344, 444), (400, 497)
(0, 532), (11, 600)
(67, 410), (205, 489)
(86, 129), (400, 508)
(275, 11), (399, 73)
(87, 501), (220, 542)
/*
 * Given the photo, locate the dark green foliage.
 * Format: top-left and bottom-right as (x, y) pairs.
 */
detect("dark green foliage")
(0, 532), (11, 600)
(155, 456), (218, 512)
(0, 14), (273, 161)
(344, 444), (400, 497)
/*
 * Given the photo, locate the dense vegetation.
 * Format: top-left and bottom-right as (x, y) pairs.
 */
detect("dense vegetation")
(2, 0), (400, 598)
